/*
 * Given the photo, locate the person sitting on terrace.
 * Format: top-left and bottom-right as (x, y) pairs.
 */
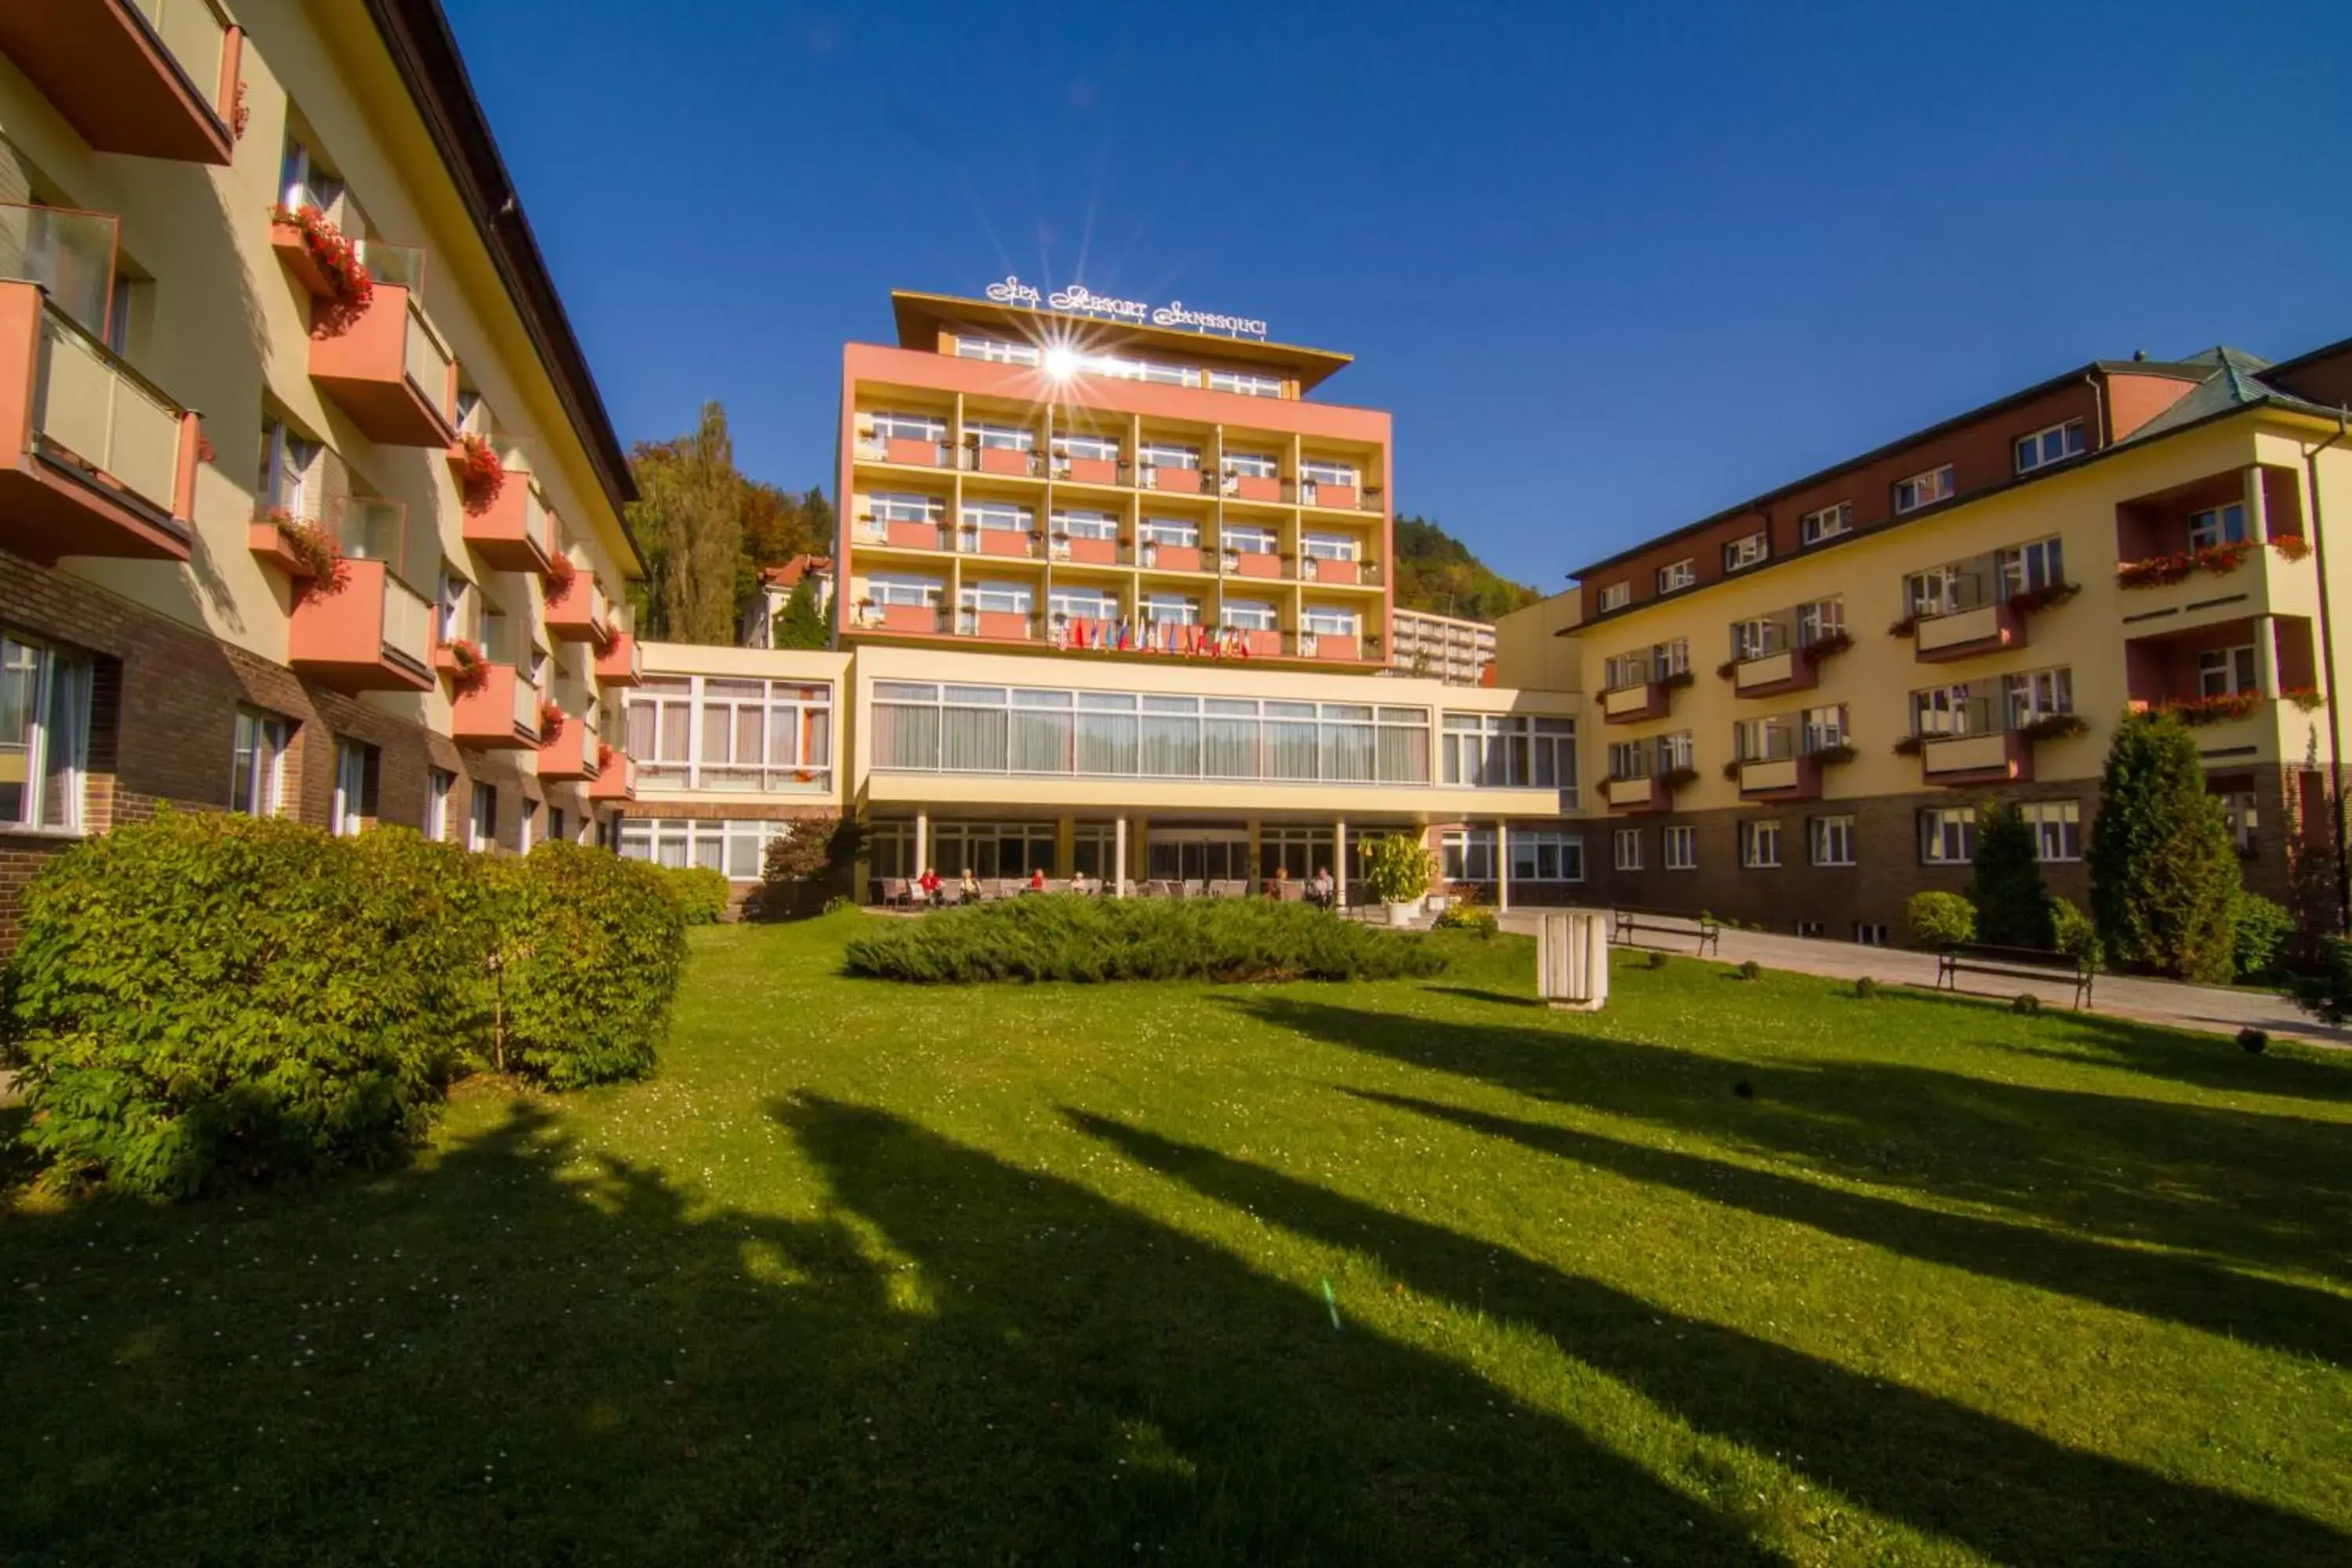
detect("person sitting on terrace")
(916, 866), (942, 906)
(1309, 866), (1336, 908)
(1267, 866), (1291, 898)
(1029, 866), (1047, 892)
(1070, 870), (1097, 897)
(960, 867), (981, 901)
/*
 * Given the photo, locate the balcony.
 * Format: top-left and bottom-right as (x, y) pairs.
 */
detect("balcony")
(958, 608), (1037, 642)
(857, 435), (950, 468)
(1737, 754), (1820, 802)
(1600, 677), (1680, 726)
(0, 0), (241, 165)
(1223, 549), (1283, 581)
(588, 750), (637, 804)
(1054, 453), (1122, 485)
(1298, 479), (1383, 514)
(1226, 473), (1283, 503)
(853, 602), (944, 635)
(1294, 631), (1364, 662)
(1138, 542), (1206, 572)
(960, 526), (1040, 561)
(1301, 555), (1372, 586)
(855, 517), (948, 552)
(1911, 601), (2025, 662)
(595, 631), (644, 687)
(1918, 731), (2032, 786)
(0, 281), (197, 564)
(536, 710), (598, 781)
(1729, 647), (1818, 699)
(286, 557), (434, 693)
(463, 472), (556, 575)
(308, 263), (457, 448)
(962, 445), (1040, 478)
(1049, 533), (1123, 566)
(1604, 775), (1670, 814)
(1144, 464), (1205, 495)
(543, 572), (611, 644)
(450, 662), (539, 750)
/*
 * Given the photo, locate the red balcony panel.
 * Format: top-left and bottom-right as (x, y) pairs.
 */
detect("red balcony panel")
(1062, 456), (1119, 485)
(1241, 629), (1283, 658)
(543, 576), (609, 644)
(884, 436), (944, 467)
(1231, 474), (1283, 502)
(286, 559), (434, 693)
(309, 283), (457, 448)
(0, 1), (240, 165)
(269, 220), (339, 299)
(449, 663), (539, 750)
(975, 445), (1033, 477)
(1308, 633), (1362, 662)
(1304, 557), (1360, 585)
(1229, 551), (1283, 580)
(882, 518), (946, 550)
(536, 714), (597, 781)
(589, 750), (637, 804)
(1142, 543), (1203, 572)
(1063, 536), (1120, 565)
(860, 602), (940, 635)
(0, 283), (195, 564)
(596, 632), (643, 687)
(978, 529), (1036, 559)
(462, 473), (554, 575)
(973, 610), (1033, 641)
(1311, 483), (1360, 510)
(1147, 466), (1203, 495)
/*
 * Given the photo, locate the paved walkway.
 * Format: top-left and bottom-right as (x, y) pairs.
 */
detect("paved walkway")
(1496, 909), (2350, 1047)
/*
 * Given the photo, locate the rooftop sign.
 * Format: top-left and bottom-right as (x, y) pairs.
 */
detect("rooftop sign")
(983, 275), (1269, 341)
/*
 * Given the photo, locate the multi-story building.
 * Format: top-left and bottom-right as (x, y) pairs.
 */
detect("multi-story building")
(1559, 343), (2352, 938)
(1389, 608), (1497, 686)
(618, 285), (1588, 903)
(739, 554), (833, 647)
(0, 0), (643, 938)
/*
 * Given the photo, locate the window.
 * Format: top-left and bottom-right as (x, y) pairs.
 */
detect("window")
(257, 416), (319, 519)
(2005, 666), (2074, 725)
(2023, 800), (2081, 862)
(517, 797), (536, 855)
(1919, 806), (1976, 864)
(1855, 922), (1889, 946)
(1809, 815), (1855, 866)
(1301, 531), (1358, 562)
(1207, 370), (1284, 397)
(1657, 559), (1696, 593)
(1656, 638), (1691, 677)
(1613, 827), (1642, 870)
(619, 817), (793, 880)
(548, 806), (567, 845)
(330, 739), (377, 837)
(959, 581), (1035, 617)
(1509, 829), (1585, 883)
(866, 574), (942, 608)
(1800, 503), (1853, 546)
(961, 499), (1033, 536)
(872, 492), (946, 526)
(955, 334), (1041, 366)
(1222, 599), (1279, 632)
(1912, 682), (1981, 737)
(1302, 606), (1359, 637)
(1722, 532), (1768, 572)
(2000, 535), (2066, 594)
(1603, 652), (1650, 691)
(1051, 508), (1119, 541)
(2198, 646), (2258, 698)
(426, 768), (455, 841)
(1300, 458), (1357, 488)
(1441, 829), (1497, 883)
(1905, 564), (1965, 619)
(278, 131), (343, 214)
(1138, 517), (1200, 548)
(626, 674), (836, 792)
(1440, 713), (1577, 796)
(1222, 450), (1280, 479)
(1734, 715), (1791, 762)
(468, 782), (497, 851)
(1800, 705), (1846, 753)
(230, 708), (289, 818)
(0, 634), (89, 831)
(1599, 582), (1631, 612)
(1139, 441), (1201, 472)
(1606, 739), (1648, 780)
(1657, 731), (1693, 771)
(2222, 790), (2259, 852)
(1142, 593), (1201, 626)
(2014, 419), (2086, 474)
(1741, 819), (1782, 869)
(1049, 586), (1122, 625)
(966, 421), (1034, 453)
(2188, 503), (2249, 550)
(1895, 464), (1956, 514)
(1053, 432), (1121, 465)
(1730, 618), (1780, 661)
(1221, 524), (1278, 557)
(1664, 825), (1696, 870)
(1796, 598), (1844, 644)
(869, 411), (946, 445)
(437, 571), (467, 645)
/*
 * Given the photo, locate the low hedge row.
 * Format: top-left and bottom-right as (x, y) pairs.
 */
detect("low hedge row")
(841, 895), (1447, 985)
(659, 865), (731, 925)
(1, 812), (687, 1198)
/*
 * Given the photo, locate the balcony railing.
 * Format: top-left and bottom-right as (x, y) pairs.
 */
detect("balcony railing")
(287, 557), (434, 693)
(595, 631), (644, 688)
(588, 750), (637, 804)
(0, 0), (241, 165)
(959, 443), (1042, 478)
(544, 572), (611, 644)
(310, 281), (458, 448)
(536, 708), (598, 780)
(956, 525), (1042, 560)
(451, 662), (539, 750)
(0, 284), (196, 563)
(463, 474), (557, 575)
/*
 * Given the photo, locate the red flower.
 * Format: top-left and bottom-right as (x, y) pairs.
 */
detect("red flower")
(456, 433), (506, 516)
(260, 507), (347, 595)
(272, 204), (374, 334)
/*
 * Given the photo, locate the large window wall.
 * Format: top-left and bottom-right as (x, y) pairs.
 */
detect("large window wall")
(625, 674), (834, 793)
(618, 817), (788, 880)
(1439, 713), (1577, 800)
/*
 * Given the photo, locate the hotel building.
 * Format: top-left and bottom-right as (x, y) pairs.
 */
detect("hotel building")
(617, 286), (1588, 902)
(0, 1), (644, 939)
(1388, 607), (1497, 686)
(1559, 342), (2352, 938)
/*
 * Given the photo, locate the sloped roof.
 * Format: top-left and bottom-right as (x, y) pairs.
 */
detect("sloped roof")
(2116, 346), (2339, 446)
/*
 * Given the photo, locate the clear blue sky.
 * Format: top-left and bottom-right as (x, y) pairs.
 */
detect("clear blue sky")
(445, 0), (2352, 589)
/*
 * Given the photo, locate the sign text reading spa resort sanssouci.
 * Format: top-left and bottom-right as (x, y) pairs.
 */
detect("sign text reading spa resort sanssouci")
(983, 276), (1269, 341)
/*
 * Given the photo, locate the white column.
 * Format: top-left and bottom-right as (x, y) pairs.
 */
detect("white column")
(1334, 817), (1348, 909)
(915, 810), (930, 877)
(2256, 614), (2281, 700)
(2246, 464), (2270, 542)
(1495, 821), (1511, 913)
(1113, 816), (1128, 897)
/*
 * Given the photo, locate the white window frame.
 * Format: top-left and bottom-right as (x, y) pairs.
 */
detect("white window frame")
(1508, 829), (1585, 884)
(2187, 503), (2249, 550)
(966, 421), (1035, 453)
(1300, 458), (1357, 487)
(468, 781), (498, 852)
(1049, 586), (1121, 622)
(1207, 370), (1284, 397)
(426, 768), (455, 842)
(1809, 815), (1855, 866)
(1741, 819), (1782, 869)
(1599, 582), (1632, 612)
(1301, 531), (1358, 561)
(1663, 824), (1697, 871)
(867, 573), (943, 608)
(0, 633), (89, 833)
(1143, 594), (1201, 626)
(230, 707), (289, 818)
(1302, 605), (1359, 637)
(1221, 449), (1280, 478)
(1139, 517), (1200, 548)
(1657, 558), (1697, 593)
(1919, 806), (1976, 865)
(1223, 599), (1279, 631)
(871, 492), (946, 525)
(331, 739), (372, 837)
(1799, 502), (1853, 546)
(1051, 508), (1120, 541)
(1722, 532), (1768, 572)
(2000, 535), (2066, 595)
(2022, 800), (2081, 862)
(260, 416), (319, 519)
(1139, 441), (1202, 472)
(2013, 419), (2086, 475)
(869, 411), (946, 445)
(1441, 828), (1497, 884)
(1052, 432), (1121, 464)
(1221, 524), (1278, 556)
(955, 335), (1041, 367)
(1613, 827), (1642, 871)
(2198, 646), (2257, 699)
(961, 499), (1033, 536)
(1894, 464), (1956, 514)
(2005, 666), (2074, 726)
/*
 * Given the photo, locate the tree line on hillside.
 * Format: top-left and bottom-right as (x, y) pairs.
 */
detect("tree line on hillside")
(1390, 515), (1542, 623)
(625, 402), (834, 648)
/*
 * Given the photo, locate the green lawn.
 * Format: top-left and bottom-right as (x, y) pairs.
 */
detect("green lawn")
(5, 914), (2350, 1566)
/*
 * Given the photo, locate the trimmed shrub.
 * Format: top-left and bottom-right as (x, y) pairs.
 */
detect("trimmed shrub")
(2051, 897), (2103, 972)
(1907, 890), (1976, 949)
(1853, 977), (1878, 999)
(1969, 800), (2053, 948)
(1363, 833), (1433, 906)
(1432, 901), (1498, 938)
(1737, 960), (1762, 980)
(0, 814), (462, 1197)
(2011, 993), (2042, 1016)
(2089, 710), (2241, 982)
(840, 896), (1445, 985)
(1644, 950), (1671, 971)
(488, 843), (688, 1089)
(2231, 891), (2294, 982)
(2238, 1027), (2269, 1055)
(757, 813), (867, 918)
(661, 866), (731, 925)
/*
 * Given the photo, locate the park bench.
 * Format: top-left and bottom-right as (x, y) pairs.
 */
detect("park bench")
(1936, 942), (2094, 1010)
(1610, 905), (1722, 956)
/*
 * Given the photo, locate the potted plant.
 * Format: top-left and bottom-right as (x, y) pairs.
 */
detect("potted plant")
(255, 506), (347, 593)
(456, 433), (505, 515)
(269, 204), (372, 332)
(1715, 659), (1740, 681)
(537, 697), (564, 736)
(1363, 832), (1434, 927)
(443, 636), (488, 696)
(543, 551), (578, 599)
(1719, 759), (1743, 782)
(2017, 712), (2091, 742)
(1798, 628), (1854, 666)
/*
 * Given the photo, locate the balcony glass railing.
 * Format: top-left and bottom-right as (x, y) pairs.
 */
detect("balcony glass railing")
(401, 293), (454, 412)
(332, 495), (408, 579)
(354, 238), (427, 294)
(128, 0), (234, 108)
(0, 205), (118, 339)
(381, 574), (432, 668)
(33, 299), (184, 517)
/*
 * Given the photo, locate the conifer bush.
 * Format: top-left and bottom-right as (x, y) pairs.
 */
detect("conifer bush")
(2089, 712), (2241, 982)
(841, 895), (1445, 985)
(1969, 800), (2054, 947)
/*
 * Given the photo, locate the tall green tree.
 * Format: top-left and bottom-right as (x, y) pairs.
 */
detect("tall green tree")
(627, 402), (745, 644)
(771, 576), (830, 650)
(1968, 799), (2053, 947)
(2088, 711), (2241, 981)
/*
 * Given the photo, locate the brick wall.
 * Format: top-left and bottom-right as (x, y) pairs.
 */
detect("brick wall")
(0, 551), (597, 948)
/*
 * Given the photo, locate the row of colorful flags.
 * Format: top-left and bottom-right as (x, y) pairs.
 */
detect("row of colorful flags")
(1050, 618), (1261, 658)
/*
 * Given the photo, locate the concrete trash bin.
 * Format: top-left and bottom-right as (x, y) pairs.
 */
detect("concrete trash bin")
(1537, 911), (1610, 1011)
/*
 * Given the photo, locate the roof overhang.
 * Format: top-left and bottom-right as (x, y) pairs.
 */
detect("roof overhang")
(890, 291), (1354, 394)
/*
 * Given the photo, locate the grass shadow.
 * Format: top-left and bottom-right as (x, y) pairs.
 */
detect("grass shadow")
(1423, 985), (1546, 1008)
(1069, 1109), (2351, 1568)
